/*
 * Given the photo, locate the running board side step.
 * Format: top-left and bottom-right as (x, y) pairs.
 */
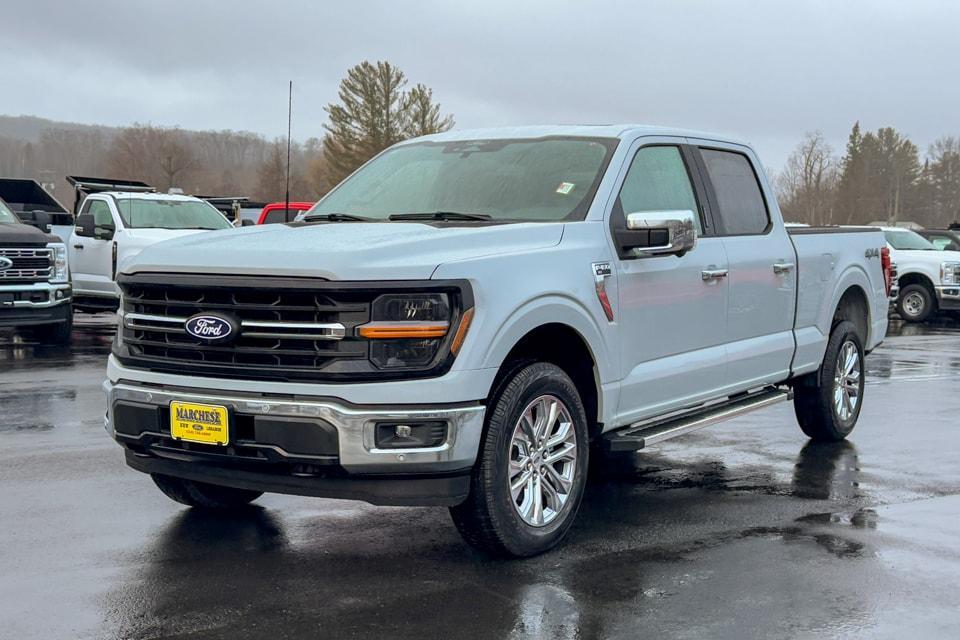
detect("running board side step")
(601, 386), (792, 453)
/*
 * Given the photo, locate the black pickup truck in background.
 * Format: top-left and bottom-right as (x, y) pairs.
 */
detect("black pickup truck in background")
(0, 192), (73, 344)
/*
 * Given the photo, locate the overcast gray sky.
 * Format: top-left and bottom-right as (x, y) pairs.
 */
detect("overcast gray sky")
(3, 0), (958, 170)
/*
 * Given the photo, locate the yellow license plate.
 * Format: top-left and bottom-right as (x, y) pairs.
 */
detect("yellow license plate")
(170, 401), (229, 445)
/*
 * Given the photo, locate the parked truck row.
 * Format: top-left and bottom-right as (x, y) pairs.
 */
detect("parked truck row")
(0, 176), (315, 339)
(97, 125), (894, 556)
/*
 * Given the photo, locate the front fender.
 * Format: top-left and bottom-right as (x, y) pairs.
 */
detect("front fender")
(480, 294), (616, 384)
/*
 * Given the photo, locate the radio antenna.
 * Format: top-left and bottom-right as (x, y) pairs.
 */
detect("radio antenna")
(285, 80), (292, 218)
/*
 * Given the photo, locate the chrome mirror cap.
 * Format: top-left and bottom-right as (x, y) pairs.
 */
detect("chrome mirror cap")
(624, 209), (698, 257)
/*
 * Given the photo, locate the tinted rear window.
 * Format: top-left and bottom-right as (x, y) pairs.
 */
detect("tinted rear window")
(700, 149), (769, 235)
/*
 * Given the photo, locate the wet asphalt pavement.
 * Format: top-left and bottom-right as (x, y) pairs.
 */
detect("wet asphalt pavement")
(2, 315), (960, 639)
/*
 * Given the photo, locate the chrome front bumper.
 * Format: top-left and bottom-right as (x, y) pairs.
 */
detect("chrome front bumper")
(0, 282), (71, 308)
(103, 380), (486, 474)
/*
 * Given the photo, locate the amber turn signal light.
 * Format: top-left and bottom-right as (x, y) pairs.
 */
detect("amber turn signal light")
(450, 308), (475, 354)
(358, 322), (450, 339)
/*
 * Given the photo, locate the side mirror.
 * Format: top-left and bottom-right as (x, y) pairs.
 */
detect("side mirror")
(617, 210), (698, 258)
(30, 210), (52, 231)
(241, 219), (255, 227)
(74, 214), (96, 238)
(94, 222), (115, 241)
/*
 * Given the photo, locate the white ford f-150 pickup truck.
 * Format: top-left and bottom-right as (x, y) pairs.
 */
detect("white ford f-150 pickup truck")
(104, 125), (892, 556)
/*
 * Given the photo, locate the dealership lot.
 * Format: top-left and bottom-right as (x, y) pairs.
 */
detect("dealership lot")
(1, 315), (959, 639)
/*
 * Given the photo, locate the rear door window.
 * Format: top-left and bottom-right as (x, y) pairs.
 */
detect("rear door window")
(699, 149), (769, 235)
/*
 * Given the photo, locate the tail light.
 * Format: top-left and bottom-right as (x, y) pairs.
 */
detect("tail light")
(881, 246), (893, 296)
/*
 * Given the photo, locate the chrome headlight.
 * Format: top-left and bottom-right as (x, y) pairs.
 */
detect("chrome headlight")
(941, 261), (960, 285)
(47, 242), (68, 284)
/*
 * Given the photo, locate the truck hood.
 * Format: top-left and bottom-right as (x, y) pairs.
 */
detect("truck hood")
(889, 246), (960, 265)
(0, 221), (60, 244)
(123, 221), (565, 280)
(116, 228), (222, 270)
(121, 228), (221, 243)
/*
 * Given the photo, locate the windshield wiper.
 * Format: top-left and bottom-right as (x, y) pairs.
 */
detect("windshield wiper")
(302, 213), (375, 223)
(388, 211), (493, 222)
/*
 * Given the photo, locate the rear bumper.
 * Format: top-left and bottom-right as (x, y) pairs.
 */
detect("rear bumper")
(0, 283), (72, 327)
(104, 379), (485, 505)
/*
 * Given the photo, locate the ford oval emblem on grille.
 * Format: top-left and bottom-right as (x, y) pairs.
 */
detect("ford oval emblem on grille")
(185, 314), (237, 343)
(0, 257), (12, 271)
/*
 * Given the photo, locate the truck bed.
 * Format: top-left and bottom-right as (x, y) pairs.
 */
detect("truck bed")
(0, 178), (73, 239)
(788, 226), (888, 377)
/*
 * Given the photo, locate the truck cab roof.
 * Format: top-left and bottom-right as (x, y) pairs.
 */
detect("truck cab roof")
(411, 124), (750, 146)
(87, 192), (209, 203)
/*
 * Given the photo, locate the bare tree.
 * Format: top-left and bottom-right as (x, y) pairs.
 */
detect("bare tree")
(156, 129), (196, 191)
(776, 131), (839, 225)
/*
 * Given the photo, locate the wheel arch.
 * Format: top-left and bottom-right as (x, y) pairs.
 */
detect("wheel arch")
(484, 305), (610, 438)
(896, 270), (938, 320)
(832, 284), (870, 344)
(824, 265), (875, 347)
(897, 270), (936, 292)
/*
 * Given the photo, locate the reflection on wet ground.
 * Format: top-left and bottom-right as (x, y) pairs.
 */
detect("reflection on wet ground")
(2, 315), (960, 638)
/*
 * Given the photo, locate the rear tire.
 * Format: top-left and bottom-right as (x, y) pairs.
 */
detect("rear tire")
(152, 474), (263, 509)
(793, 320), (865, 442)
(896, 283), (935, 322)
(449, 362), (590, 557)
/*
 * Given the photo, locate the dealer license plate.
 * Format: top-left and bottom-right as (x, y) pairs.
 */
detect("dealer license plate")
(170, 401), (229, 445)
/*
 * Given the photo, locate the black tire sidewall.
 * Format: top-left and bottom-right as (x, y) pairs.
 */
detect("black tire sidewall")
(897, 284), (934, 322)
(480, 363), (590, 556)
(820, 321), (865, 436)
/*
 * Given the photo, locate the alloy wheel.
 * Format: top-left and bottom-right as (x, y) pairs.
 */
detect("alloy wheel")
(508, 395), (578, 527)
(833, 340), (861, 422)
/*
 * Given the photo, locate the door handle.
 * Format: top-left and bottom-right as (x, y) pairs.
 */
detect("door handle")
(73, 244), (84, 250)
(701, 269), (728, 281)
(773, 262), (795, 274)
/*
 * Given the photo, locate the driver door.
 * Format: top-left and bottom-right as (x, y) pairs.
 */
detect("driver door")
(612, 141), (730, 424)
(71, 198), (118, 297)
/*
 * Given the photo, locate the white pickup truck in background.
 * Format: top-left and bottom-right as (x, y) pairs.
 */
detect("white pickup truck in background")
(881, 226), (960, 322)
(104, 125), (892, 556)
(69, 191), (234, 312)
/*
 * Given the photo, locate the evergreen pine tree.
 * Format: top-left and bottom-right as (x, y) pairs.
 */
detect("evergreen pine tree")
(322, 61), (454, 189)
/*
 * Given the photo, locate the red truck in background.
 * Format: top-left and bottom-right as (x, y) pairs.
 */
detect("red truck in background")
(258, 202), (313, 224)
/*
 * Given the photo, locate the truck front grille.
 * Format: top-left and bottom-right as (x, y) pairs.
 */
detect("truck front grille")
(0, 247), (53, 282)
(118, 275), (373, 381)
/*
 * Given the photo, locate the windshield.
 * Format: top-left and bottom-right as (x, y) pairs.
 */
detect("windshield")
(115, 198), (232, 230)
(885, 229), (936, 250)
(309, 137), (618, 223)
(0, 199), (18, 224)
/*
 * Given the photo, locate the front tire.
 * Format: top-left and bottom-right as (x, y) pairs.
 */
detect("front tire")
(793, 320), (865, 442)
(449, 362), (590, 557)
(152, 474), (263, 509)
(897, 283), (935, 322)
